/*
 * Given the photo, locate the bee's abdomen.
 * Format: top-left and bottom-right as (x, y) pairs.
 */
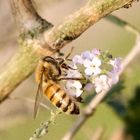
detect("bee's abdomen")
(43, 81), (79, 115)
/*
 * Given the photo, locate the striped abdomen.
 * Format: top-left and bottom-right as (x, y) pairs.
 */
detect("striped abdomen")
(42, 80), (79, 115)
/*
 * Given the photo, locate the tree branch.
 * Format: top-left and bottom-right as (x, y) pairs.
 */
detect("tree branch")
(44, 0), (136, 49)
(0, 0), (136, 103)
(0, 0), (53, 103)
(10, 0), (53, 33)
(61, 36), (140, 140)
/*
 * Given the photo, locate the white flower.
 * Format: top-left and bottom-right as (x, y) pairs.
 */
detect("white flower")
(65, 68), (83, 97)
(65, 80), (83, 97)
(83, 57), (101, 76)
(94, 75), (110, 93)
(65, 48), (121, 96)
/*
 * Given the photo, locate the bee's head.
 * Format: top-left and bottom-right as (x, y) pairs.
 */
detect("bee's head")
(42, 56), (61, 80)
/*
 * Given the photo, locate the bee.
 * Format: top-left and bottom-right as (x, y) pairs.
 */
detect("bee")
(34, 50), (81, 118)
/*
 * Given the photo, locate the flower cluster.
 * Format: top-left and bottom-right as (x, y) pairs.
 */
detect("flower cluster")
(64, 48), (122, 97)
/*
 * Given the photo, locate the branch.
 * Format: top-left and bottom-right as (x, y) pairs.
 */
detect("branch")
(44, 0), (136, 49)
(0, 0), (53, 103)
(61, 36), (140, 140)
(10, 0), (53, 33)
(0, 0), (136, 103)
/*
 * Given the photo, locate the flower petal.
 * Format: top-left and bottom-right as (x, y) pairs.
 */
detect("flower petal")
(72, 55), (83, 64)
(83, 59), (92, 67)
(92, 57), (101, 67)
(85, 67), (94, 76)
(93, 67), (101, 75)
(92, 48), (101, 55)
(81, 51), (91, 60)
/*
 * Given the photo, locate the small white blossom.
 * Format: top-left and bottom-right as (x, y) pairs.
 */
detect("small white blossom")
(94, 75), (110, 93)
(83, 59), (92, 68)
(65, 80), (83, 97)
(83, 57), (101, 76)
(85, 67), (101, 76)
(92, 57), (102, 66)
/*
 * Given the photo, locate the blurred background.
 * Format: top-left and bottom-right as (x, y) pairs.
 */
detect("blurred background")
(0, 0), (140, 140)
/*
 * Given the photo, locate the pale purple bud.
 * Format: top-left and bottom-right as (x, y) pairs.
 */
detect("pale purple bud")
(81, 51), (91, 60)
(92, 48), (101, 55)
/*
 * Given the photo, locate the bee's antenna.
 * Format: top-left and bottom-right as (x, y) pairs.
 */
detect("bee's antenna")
(65, 47), (74, 60)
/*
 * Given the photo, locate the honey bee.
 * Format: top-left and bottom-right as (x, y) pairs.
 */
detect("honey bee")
(34, 50), (81, 118)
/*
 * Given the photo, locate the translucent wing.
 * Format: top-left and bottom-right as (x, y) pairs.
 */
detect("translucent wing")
(34, 71), (44, 119)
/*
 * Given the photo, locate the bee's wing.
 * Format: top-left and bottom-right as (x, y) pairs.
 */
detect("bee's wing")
(34, 72), (44, 119)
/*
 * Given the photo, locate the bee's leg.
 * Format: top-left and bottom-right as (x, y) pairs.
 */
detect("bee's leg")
(65, 46), (74, 59)
(57, 77), (83, 81)
(75, 96), (84, 103)
(66, 58), (72, 61)
(61, 63), (77, 70)
(56, 46), (74, 62)
(71, 95), (84, 103)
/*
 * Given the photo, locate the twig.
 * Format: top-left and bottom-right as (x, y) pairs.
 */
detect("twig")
(29, 109), (62, 140)
(105, 14), (140, 36)
(122, 36), (140, 70)
(61, 36), (140, 140)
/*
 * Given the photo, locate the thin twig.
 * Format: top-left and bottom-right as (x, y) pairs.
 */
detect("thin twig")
(106, 14), (140, 36)
(122, 36), (140, 70)
(29, 109), (62, 140)
(61, 36), (140, 140)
